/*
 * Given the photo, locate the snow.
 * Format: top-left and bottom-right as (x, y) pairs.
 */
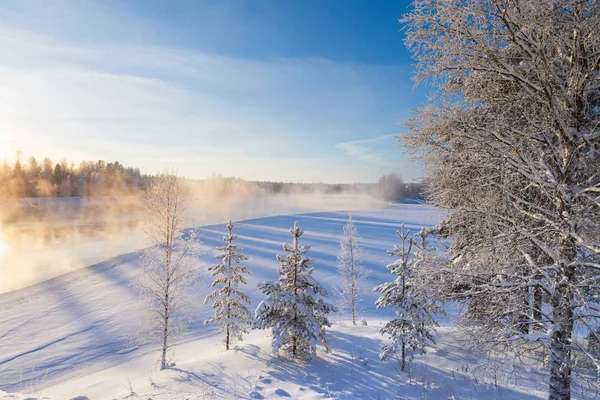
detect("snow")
(0, 203), (567, 399)
(0, 321), (550, 400)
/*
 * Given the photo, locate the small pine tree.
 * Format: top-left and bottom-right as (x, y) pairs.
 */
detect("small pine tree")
(374, 225), (440, 371)
(334, 214), (368, 325)
(204, 220), (253, 350)
(255, 221), (337, 359)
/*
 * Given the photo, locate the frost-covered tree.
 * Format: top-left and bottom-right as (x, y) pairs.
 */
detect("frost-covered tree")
(402, 1), (600, 398)
(377, 173), (406, 202)
(204, 220), (252, 350)
(334, 214), (368, 325)
(134, 173), (201, 370)
(587, 327), (600, 363)
(374, 225), (439, 371)
(255, 221), (337, 359)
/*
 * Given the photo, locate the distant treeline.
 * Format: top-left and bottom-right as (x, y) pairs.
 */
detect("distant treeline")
(0, 156), (151, 199)
(0, 156), (422, 202)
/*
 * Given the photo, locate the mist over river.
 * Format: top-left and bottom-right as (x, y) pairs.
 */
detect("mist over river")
(0, 194), (384, 293)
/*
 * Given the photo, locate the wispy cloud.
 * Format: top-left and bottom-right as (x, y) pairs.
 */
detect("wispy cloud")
(335, 134), (399, 166)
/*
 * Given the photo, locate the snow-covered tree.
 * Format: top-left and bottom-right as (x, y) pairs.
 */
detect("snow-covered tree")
(378, 173), (406, 202)
(134, 172), (201, 370)
(401, 1), (600, 398)
(374, 225), (440, 371)
(255, 221), (337, 359)
(334, 214), (368, 325)
(587, 327), (600, 363)
(204, 220), (252, 350)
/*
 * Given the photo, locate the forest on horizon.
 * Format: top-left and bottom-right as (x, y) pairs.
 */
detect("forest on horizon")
(0, 154), (420, 202)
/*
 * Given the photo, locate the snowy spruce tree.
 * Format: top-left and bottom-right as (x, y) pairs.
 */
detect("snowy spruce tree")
(255, 221), (337, 359)
(334, 214), (368, 325)
(134, 172), (201, 370)
(204, 220), (253, 350)
(402, 1), (600, 398)
(374, 225), (439, 372)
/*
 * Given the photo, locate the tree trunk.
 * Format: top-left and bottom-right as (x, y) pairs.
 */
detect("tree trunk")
(161, 294), (169, 370)
(401, 340), (406, 372)
(226, 325), (230, 351)
(226, 277), (231, 350)
(517, 286), (530, 334)
(351, 281), (356, 325)
(548, 238), (576, 400)
(548, 295), (573, 400)
(533, 285), (543, 330)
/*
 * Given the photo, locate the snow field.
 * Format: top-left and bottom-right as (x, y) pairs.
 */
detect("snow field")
(0, 203), (566, 398)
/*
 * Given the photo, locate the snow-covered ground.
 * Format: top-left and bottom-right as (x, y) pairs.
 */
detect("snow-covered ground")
(0, 203), (579, 399)
(18, 322), (549, 400)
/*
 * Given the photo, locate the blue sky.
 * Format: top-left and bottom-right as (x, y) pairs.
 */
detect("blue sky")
(0, 0), (426, 183)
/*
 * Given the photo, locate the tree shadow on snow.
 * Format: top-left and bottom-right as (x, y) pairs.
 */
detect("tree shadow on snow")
(236, 329), (546, 400)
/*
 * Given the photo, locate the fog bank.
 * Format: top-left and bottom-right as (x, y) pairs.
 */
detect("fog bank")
(0, 193), (386, 293)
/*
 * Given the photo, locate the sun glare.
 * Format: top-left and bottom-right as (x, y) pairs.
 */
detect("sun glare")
(0, 232), (7, 259)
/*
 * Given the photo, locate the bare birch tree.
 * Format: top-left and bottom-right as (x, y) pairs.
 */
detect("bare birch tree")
(334, 214), (368, 325)
(134, 172), (201, 370)
(402, 1), (600, 398)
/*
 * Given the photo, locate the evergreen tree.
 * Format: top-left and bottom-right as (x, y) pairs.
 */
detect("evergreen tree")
(51, 163), (62, 185)
(374, 225), (439, 371)
(255, 221), (336, 359)
(204, 220), (253, 350)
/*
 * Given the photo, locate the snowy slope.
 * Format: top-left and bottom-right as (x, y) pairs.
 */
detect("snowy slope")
(43, 322), (549, 400)
(0, 204), (433, 392)
(0, 203), (568, 399)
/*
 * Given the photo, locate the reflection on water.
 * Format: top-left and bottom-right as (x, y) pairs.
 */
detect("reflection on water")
(0, 197), (147, 293)
(0, 194), (384, 293)
(0, 231), (7, 258)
